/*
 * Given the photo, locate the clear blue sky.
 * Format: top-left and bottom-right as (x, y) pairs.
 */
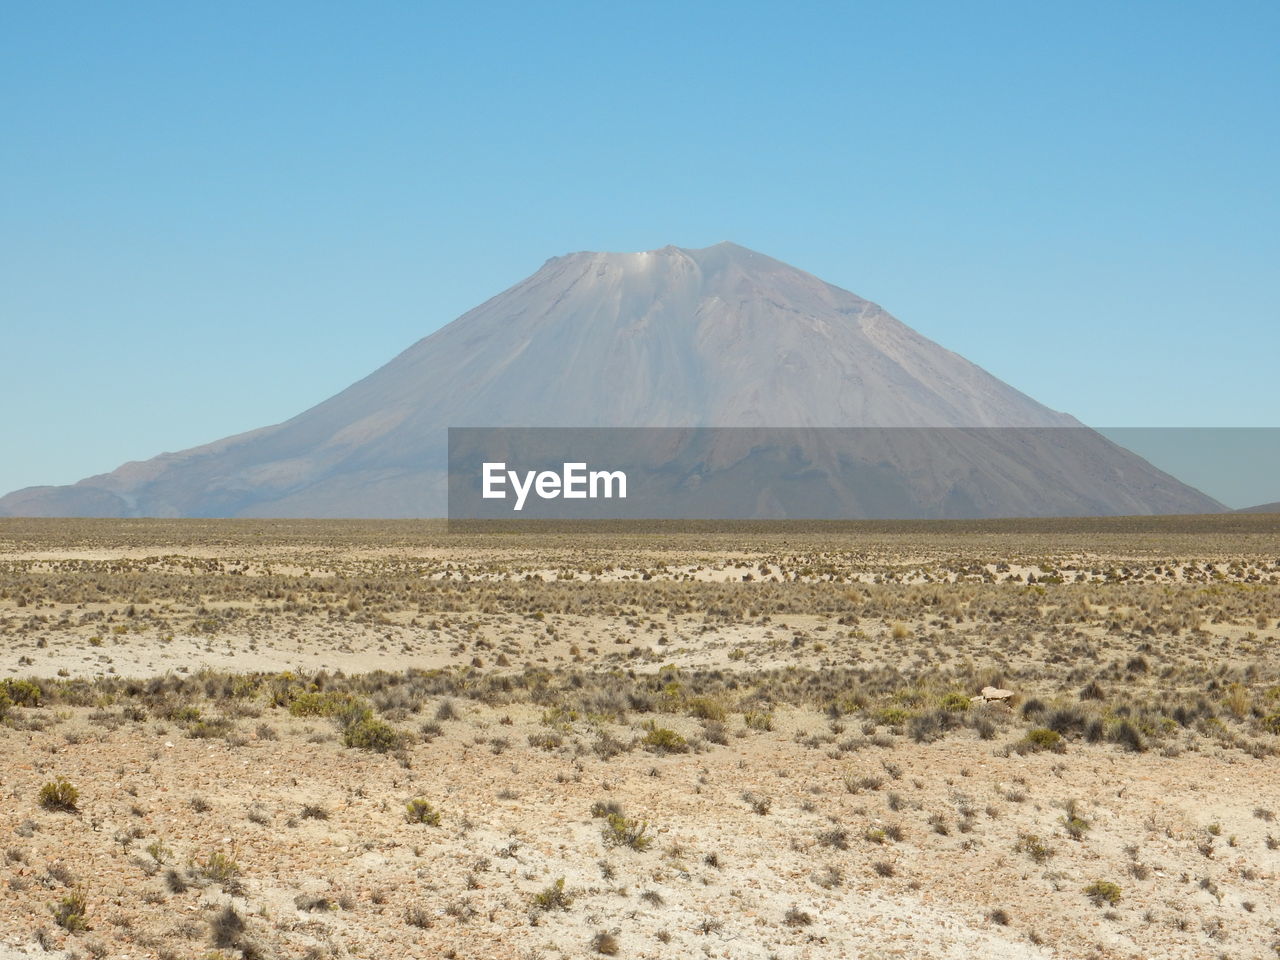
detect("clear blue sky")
(2, 1), (1277, 499)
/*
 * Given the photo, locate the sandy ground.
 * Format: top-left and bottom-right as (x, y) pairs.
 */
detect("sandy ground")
(3, 698), (1279, 960)
(2, 518), (1279, 959)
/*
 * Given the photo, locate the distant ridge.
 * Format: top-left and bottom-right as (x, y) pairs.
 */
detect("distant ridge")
(1236, 501), (1280, 514)
(0, 242), (1223, 518)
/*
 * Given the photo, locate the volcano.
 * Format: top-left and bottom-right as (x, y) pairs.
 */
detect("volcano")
(0, 242), (1222, 518)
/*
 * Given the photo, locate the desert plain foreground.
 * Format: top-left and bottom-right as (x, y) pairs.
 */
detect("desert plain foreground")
(1, 517), (1279, 960)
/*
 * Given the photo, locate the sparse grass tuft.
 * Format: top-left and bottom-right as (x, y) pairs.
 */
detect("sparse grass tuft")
(1083, 880), (1122, 906)
(405, 798), (442, 826)
(601, 813), (653, 851)
(342, 716), (401, 752)
(1015, 833), (1054, 863)
(38, 778), (79, 813)
(195, 851), (241, 889)
(784, 905), (814, 926)
(641, 725), (688, 754)
(591, 930), (620, 955)
(1015, 728), (1065, 754)
(531, 877), (573, 912)
(210, 904), (253, 953)
(50, 889), (88, 931)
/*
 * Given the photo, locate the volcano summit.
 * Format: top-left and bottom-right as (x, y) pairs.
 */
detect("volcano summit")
(0, 243), (1220, 518)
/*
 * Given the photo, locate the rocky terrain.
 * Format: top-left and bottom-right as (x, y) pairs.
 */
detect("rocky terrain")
(1, 517), (1279, 959)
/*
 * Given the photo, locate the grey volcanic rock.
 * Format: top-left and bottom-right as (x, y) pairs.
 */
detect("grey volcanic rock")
(1, 242), (1222, 518)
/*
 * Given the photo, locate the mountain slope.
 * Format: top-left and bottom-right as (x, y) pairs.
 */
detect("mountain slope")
(0, 242), (1221, 518)
(1237, 501), (1280, 514)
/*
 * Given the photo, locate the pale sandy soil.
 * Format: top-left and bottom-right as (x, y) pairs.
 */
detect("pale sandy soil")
(1, 518), (1278, 960)
(3, 700), (1279, 960)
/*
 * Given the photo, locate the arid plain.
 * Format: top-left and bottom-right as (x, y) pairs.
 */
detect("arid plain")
(2, 517), (1279, 960)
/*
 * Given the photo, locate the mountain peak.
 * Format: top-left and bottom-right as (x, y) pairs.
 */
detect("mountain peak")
(559, 240), (762, 262)
(0, 243), (1220, 518)
(545, 242), (810, 290)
